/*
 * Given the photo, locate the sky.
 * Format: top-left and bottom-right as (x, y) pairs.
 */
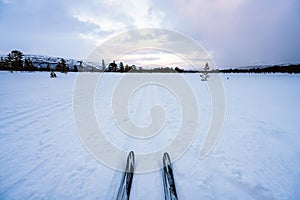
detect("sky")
(0, 0), (299, 68)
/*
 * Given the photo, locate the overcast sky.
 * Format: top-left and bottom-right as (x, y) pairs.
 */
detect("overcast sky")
(0, 0), (299, 67)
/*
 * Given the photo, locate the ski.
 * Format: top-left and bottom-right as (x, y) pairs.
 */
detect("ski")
(162, 152), (178, 200)
(116, 151), (135, 200)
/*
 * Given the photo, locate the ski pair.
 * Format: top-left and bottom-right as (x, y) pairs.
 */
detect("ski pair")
(116, 151), (178, 200)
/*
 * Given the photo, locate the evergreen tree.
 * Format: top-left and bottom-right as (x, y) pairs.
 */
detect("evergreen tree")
(201, 62), (210, 81)
(119, 62), (124, 72)
(125, 64), (129, 72)
(102, 59), (106, 72)
(24, 58), (35, 71)
(0, 56), (5, 70)
(55, 58), (69, 73)
(108, 60), (117, 72)
(204, 62), (210, 71)
(6, 50), (24, 71)
(131, 65), (136, 71)
(73, 65), (78, 72)
(78, 61), (83, 71)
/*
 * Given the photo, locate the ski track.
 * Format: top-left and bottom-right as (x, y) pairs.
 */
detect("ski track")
(129, 78), (163, 200)
(0, 72), (300, 199)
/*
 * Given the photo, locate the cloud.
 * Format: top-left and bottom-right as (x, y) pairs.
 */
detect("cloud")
(0, 0), (299, 66)
(152, 0), (300, 66)
(0, 0), (99, 58)
(69, 0), (171, 46)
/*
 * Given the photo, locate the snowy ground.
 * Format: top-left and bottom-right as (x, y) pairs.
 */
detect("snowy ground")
(0, 71), (300, 199)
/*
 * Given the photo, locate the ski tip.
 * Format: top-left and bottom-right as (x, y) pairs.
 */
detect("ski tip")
(126, 151), (135, 173)
(163, 152), (171, 159)
(163, 152), (171, 166)
(128, 151), (135, 164)
(129, 151), (134, 157)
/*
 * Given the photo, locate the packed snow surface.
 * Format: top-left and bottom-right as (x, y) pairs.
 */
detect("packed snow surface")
(0, 72), (299, 199)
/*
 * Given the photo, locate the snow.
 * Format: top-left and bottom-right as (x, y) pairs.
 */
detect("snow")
(0, 71), (300, 199)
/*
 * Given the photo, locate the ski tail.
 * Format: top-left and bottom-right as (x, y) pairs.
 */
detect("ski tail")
(162, 152), (178, 200)
(116, 151), (135, 200)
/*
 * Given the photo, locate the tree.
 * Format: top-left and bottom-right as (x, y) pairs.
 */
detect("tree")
(119, 62), (124, 72)
(24, 59), (35, 71)
(0, 56), (6, 70)
(204, 62), (210, 71)
(131, 65), (136, 71)
(6, 50), (24, 71)
(78, 61), (83, 71)
(175, 67), (184, 73)
(55, 58), (69, 73)
(200, 62), (210, 81)
(102, 59), (106, 72)
(73, 65), (78, 72)
(108, 60), (117, 72)
(125, 64), (129, 72)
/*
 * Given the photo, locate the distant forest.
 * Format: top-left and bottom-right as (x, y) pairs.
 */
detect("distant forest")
(1, 50), (300, 74)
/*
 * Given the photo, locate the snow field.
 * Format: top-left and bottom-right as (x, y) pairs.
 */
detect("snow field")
(0, 72), (299, 199)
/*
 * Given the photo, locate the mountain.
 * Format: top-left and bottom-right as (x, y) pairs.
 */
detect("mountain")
(23, 55), (80, 70)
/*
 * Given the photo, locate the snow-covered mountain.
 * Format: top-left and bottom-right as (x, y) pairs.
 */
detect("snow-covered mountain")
(23, 54), (81, 70)
(0, 53), (102, 71)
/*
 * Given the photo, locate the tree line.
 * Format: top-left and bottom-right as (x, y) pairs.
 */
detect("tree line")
(0, 50), (78, 73)
(1, 50), (299, 73)
(218, 65), (300, 74)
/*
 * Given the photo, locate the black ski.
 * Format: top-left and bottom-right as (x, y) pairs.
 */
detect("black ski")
(162, 152), (178, 200)
(116, 151), (135, 200)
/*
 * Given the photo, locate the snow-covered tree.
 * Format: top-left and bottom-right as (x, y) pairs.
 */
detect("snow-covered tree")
(200, 62), (210, 81)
